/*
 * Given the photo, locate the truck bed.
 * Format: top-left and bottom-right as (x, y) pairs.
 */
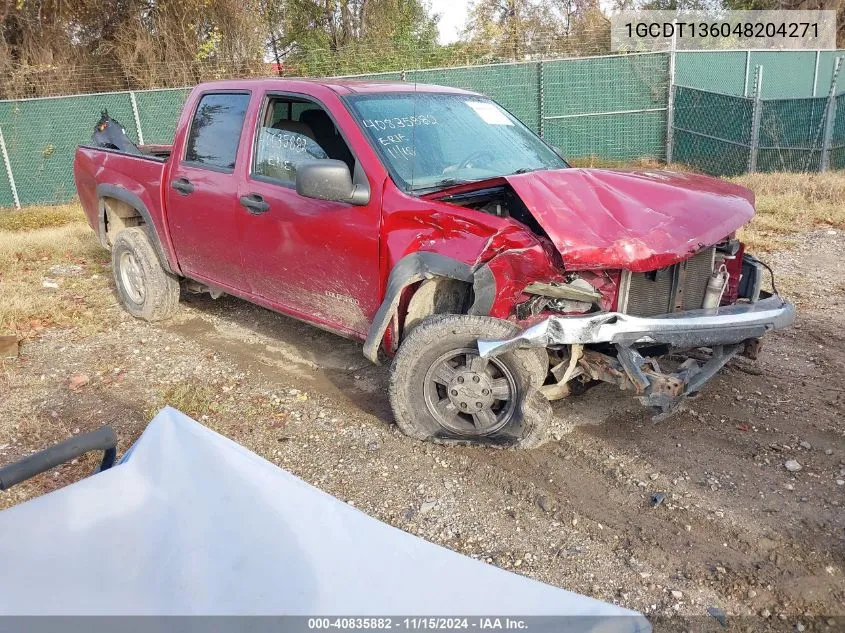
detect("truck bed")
(138, 144), (173, 160)
(73, 145), (171, 252)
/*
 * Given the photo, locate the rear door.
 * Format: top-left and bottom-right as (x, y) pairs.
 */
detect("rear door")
(166, 91), (251, 289)
(237, 92), (381, 337)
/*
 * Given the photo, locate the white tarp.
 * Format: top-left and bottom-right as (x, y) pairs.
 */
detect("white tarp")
(0, 407), (649, 630)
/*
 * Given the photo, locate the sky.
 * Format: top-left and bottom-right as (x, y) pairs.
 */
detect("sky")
(430, 0), (473, 44)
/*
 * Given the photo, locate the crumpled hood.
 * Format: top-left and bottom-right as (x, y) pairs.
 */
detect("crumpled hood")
(504, 168), (755, 272)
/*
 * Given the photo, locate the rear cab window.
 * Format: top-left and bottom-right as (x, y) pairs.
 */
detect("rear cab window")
(184, 92), (251, 172)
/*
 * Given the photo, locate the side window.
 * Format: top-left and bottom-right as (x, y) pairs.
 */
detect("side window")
(254, 127), (328, 185)
(184, 93), (250, 171)
(253, 97), (355, 186)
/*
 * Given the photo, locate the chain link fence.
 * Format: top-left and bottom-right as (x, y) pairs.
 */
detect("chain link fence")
(671, 87), (754, 176)
(541, 53), (669, 162)
(671, 56), (844, 176)
(757, 97), (829, 172)
(0, 49), (844, 208)
(676, 50), (845, 98)
(833, 93), (845, 169)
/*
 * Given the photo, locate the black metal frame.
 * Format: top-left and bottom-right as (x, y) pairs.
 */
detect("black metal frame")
(0, 426), (118, 491)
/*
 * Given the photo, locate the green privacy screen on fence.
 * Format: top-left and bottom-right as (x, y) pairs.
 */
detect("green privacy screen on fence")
(0, 53), (674, 206)
(757, 97), (827, 172)
(671, 85), (843, 176)
(541, 53), (669, 162)
(675, 51), (749, 97)
(0, 93), (140, 206)
(833, 93), (845, 170)
(133, 89), (191, 144)
(675, 50), (845, 98)
(0, 49), (842, 207)
(0, 144), (13, 207)
(672, 87), (753, 176)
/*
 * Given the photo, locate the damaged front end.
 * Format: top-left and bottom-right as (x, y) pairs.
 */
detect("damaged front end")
(478, 256), (795, 418)
(391, 153), (794, 418)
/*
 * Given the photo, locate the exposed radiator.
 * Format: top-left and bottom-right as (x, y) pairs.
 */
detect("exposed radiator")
(619, 247), (716, 317)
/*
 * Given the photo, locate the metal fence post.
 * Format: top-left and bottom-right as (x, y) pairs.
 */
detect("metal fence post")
(0, 125), (21, 209)
(812, 50), (821, 97)
(129, 91), (145, 145)
(743, 50), (751, 97)
(748, 65), (763, 173)
(820, 56), (842, 173)
(538, 60), (545, 138)
(665, 21), (677, 164)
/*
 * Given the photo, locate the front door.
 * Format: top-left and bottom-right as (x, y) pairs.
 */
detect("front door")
(166, 91), (251, 290)
(238, 94), (381, 337)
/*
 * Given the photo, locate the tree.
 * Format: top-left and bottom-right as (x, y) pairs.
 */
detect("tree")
(0, 0), (267, 97)
(269, 0), (441, 74)
(460, 0), (610, 60)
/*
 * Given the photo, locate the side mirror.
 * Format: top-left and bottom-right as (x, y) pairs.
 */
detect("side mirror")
(295, 160), (369, 206)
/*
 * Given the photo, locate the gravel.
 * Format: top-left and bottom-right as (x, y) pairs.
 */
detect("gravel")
(784, 460), (803, 472)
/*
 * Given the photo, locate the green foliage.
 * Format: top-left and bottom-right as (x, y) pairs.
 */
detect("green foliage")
(274, 0), (444, 75)
(460, 0), (610, 59)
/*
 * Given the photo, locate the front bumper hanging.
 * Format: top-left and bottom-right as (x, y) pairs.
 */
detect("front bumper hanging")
(477, 295), (795, 417)
(478, 295), (794, 358)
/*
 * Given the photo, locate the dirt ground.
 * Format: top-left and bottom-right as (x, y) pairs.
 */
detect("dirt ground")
(1, 227), (844, 628)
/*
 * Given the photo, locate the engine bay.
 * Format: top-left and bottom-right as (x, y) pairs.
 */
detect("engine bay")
(436, 185), (549, 240)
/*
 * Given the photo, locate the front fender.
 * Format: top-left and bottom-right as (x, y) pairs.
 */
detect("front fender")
(363, 252), (490, 364)
(362, 243), (563, 364)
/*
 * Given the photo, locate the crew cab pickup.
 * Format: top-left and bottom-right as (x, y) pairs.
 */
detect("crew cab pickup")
(74, 78), (794, 448)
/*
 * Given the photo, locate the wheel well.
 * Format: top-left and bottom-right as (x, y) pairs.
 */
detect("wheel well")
(402, 277), (474, 339)
(101, 197), (145, 246)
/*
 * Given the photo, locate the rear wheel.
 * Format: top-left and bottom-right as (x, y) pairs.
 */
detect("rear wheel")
(388, 315), (551, 448)
(111, 227), (180, 321)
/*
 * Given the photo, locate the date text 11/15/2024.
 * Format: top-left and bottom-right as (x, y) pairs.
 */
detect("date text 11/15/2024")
(307, 617), (531, 630)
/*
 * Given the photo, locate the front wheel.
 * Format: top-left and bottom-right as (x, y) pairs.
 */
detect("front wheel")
(388, 315), (551, 448)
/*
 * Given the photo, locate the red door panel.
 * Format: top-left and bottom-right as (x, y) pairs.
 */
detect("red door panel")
(166, 165), (245, 287)
(166, 92), (251, 290)
(239, 178), (381, 337)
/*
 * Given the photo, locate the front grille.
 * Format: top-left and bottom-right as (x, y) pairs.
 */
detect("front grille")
(621, 247), (715, 317)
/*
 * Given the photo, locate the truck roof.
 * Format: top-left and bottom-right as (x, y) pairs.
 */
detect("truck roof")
(191, 77), (480, 97)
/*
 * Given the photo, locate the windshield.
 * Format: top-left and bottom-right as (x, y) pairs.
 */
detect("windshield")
(345, 92), (567, 192)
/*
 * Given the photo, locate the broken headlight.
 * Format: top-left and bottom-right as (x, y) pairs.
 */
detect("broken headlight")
(517, 278), (601, 318)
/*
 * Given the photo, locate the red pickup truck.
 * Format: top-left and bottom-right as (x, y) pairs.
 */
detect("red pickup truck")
(74, 78), (794, 448)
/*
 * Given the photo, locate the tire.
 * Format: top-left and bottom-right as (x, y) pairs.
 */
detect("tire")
(525, 346), (550, 388)
(111, 227), (180, 321)
(389, 315), (551, 448)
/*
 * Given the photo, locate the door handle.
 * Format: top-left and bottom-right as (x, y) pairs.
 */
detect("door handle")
(239, 193), (270, 215)
(171, 178), (194, 195)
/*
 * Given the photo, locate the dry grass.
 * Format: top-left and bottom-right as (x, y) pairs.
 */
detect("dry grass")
(569, 156), (671, 170)
(730, 171), (845, 253)
(0, 203), (114, 337)
(0, 203), (85, 232)
(147, 381), (220, 420)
